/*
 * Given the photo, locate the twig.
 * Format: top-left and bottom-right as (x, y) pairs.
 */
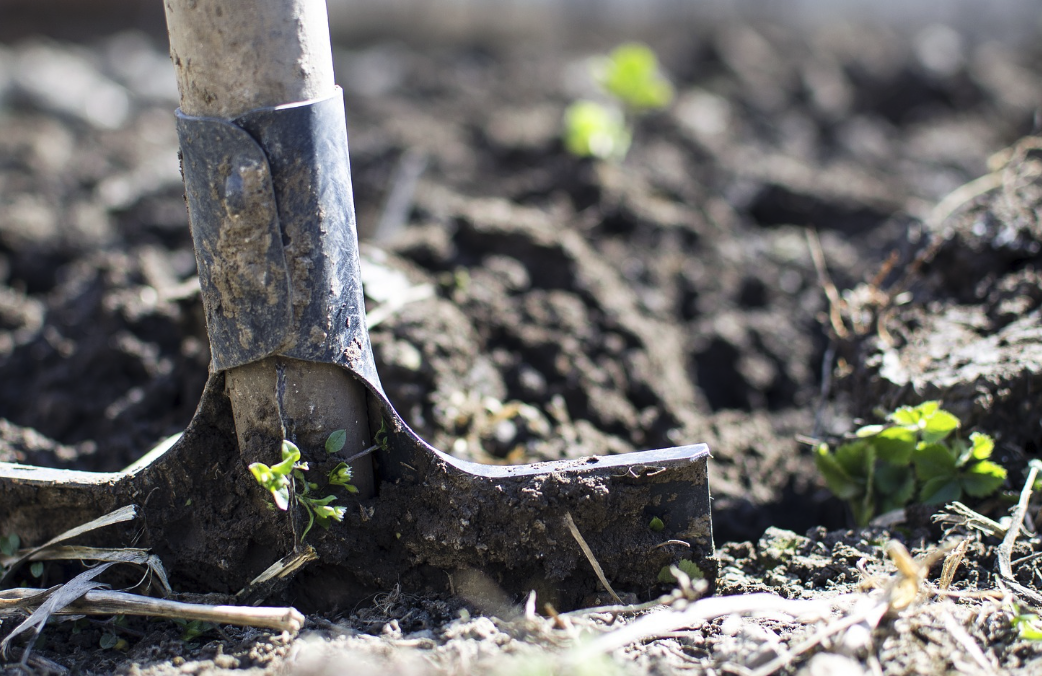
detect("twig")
(999, 460), (1042, 581)
(0, 587), (304, 633)
(236, 546), (317, 604)
(342, 443), (381, 464)
(748, 600), (887, 676)
(805, 229), (848, 340)
(563, 512), (622, 605)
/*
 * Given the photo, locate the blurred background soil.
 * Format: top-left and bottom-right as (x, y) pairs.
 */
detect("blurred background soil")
(0, 0), (1040, 557)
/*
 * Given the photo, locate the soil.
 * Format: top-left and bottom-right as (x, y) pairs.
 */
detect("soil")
(2, 11), (1042, 676)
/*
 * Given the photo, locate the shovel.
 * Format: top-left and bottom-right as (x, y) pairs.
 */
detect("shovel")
(0, 0), (713, 610)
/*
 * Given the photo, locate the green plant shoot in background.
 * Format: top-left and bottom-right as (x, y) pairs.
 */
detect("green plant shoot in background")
(563, 42), (675, 161)
(250, 434), (357, 540)
(815, 401), (1007, 526)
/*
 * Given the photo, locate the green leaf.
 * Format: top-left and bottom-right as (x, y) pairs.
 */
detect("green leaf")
(961, 461), (1007, 497)
(815, 445), (861, 500)
(99, 633), (119, 649)
(657, 559), (704, 584)
(326, 429), (348, 454)
(562, 100), (631, 160)
(649, 516), (665, 532)
(595, 43), (674, 110)
(1014, 614), (1042, 641)
(30, 561), (43, 578)
(919, 476), (962, 504)
(874, 462), (915, 509)
(272, 485), (291, 511)
(855, 424), (886, 437)
(329, 462), (354, 488)
(835, 441), (874, 478)
(969, 432), (995, 461)
(873, 427), (916, 465)
(913, 401), (941, 418)
(271, 440), (301, 475)
(913, 443), (957, 481)
(889, 405), (921, 427)
(920, 409), (960, 444)
(0, 534), (19, 557)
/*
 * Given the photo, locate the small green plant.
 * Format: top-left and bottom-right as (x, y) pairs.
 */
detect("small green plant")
(0, 533), (19, 557)
(816, 401), (1007, 526)
(1012, 607), (1042, 640)
(172, 618), (216, 642)
(592, 42), (675, 111)
(657, 559), (704, 584)
(249, 437), (356, 540)
(648, 516), (665, 532)
(562, 42), (674, 161)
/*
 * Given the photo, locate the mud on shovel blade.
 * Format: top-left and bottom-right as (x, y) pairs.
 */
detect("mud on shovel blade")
(0, 0), (714, 610)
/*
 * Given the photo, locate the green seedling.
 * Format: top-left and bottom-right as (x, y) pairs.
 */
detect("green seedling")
(657, 559), (704, 584)
(1012, 608), (1042, 641)
(592, 42), (675, 111)
(172, 618), (216, 643)
(563, 101), (631, 161)
(249, 437), (352, 540)
(816, 401), (1007, 526)
(562, 42), (673, 161)
(648, 516), (665, 532)
(0, 533), (19, 557)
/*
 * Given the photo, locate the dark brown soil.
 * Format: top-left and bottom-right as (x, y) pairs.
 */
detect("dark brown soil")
(3, 11), (1042, 676)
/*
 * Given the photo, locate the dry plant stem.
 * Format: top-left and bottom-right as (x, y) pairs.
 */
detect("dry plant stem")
(563, 512), (623, 605)
(941, 612), (994, 673)
(999, 461), (1041, 581)
(163, 0), (374, 496)
(747, 601), (887, 676)
(804, 229), (847, 340)
(0, 588), (304, 633)
(587, 593), (846, 655)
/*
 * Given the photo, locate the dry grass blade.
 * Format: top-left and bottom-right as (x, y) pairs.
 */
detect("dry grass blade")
(237, 546), (317, 603)
(999, 460), (1041, 581)
(27, 546), (171, 596)
(0, 561), (116, 663)
(941, 612), (994, 673)
(586, 592), (844, 655)
(0, 505), (138, 585)
(939, 540), (968, 592)
(0, 587), (305, 633)
(563, 512), (622, 605)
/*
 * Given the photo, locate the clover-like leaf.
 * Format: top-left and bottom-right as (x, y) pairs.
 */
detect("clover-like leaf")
(815, 444), (861, 500)
(873, 427), (916, 465)
(920, 408), (960, 444)
(919, 475), (962, 504)
(874, 461), (915, 511)
(969, 432), (995, 461)
(913, 443), (957, 481)
(835, 440), (875, 478)
(961, 460), (1007, 497)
